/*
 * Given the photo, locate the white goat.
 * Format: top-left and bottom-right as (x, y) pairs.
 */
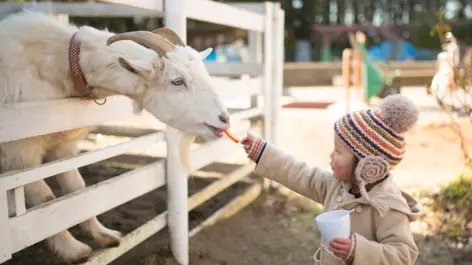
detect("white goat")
(0, 11), (230, 263)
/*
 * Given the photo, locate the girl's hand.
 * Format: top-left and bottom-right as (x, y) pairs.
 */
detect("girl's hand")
(240, 133), (255, 154)
(328, 237), (352, 260)
(241, 133), (266, 162)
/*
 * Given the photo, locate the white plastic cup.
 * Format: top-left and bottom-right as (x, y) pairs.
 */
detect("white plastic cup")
(315, 209), (351, 246)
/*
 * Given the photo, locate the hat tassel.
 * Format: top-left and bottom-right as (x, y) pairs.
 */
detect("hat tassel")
(358, 180), (390, 218)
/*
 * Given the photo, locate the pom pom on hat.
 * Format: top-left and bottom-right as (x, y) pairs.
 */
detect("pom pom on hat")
(379, 94), (419, 134)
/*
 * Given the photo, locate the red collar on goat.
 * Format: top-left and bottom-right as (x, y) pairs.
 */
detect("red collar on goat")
(68, 32), (93, 98)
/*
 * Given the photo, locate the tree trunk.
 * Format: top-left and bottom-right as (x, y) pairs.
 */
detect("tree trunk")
(323, 0), (331, 24)
(408, 0), (415, 23)
(336, 0), (345, 24)
(458, 0), (466, 20)
(365, 0), (375, 23)
(353, 0), (359, 24)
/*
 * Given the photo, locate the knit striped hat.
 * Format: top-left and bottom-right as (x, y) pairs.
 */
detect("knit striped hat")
(334, 94), (419, 168)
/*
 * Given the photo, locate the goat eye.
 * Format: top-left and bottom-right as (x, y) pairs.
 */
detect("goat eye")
(172, 78), (185, 86)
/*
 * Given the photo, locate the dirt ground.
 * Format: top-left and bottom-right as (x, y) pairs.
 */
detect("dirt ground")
(5, 87), (472, 265)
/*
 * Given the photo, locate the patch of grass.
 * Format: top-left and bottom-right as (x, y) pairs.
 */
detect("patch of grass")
(291, 206), (323, 223)
(421, 163), (472, 245)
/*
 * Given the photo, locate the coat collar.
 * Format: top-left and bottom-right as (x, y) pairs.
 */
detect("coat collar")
(341, 174), (393, 197)
(338, 175), (422, 221)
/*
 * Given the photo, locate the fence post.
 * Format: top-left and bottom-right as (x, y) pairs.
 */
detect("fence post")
(263, 3), (284, 190)
(248, 29), (262, 128)
(0, 188), (12, 263)
(262, 2), (274, 190)
(165, 128), (189, 265)
(164, 0), (189, 264)
(271, 2), (284, 147)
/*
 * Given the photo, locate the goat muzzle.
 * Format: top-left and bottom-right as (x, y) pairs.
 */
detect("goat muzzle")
(106, 31), (175, 57)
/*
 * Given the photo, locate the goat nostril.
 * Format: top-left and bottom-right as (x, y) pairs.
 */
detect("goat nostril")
(219, 113), (229, 124)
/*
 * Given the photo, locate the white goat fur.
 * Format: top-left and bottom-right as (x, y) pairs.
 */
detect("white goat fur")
(0, 11), (229, 263)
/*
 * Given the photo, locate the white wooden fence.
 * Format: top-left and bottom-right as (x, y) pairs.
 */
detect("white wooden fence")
(0, 1), (284, 265)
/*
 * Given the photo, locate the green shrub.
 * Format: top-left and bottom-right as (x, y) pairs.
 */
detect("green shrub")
(422, 164), (472, 245)
(435, 175), (472, 214)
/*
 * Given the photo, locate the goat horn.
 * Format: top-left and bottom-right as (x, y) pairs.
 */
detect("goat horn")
(106, 31), (175, 57)
(152, 28), (186, 46)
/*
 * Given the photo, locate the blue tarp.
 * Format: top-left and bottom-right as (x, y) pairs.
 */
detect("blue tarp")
(368, 40), (432, 61)
(204, 49), (217, 61)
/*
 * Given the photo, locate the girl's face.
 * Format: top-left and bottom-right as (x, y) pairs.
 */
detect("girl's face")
(330, 135), (357, 183)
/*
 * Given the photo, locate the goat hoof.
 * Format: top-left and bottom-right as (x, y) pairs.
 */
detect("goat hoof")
(71, 254), (92, 264)
(95, 228), (122, 248)
(81, 218), (122, 248)
(61, 241), (93, 264)
(47, 231), (93, 264)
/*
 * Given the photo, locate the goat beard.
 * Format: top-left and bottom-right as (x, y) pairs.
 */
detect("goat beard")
(178, 132), (196, 173)
(165, 127), (195, 174)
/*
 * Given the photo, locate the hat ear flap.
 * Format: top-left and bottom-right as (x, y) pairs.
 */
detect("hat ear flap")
(355, 155), (390, 185)
(355, 155), (391, 217)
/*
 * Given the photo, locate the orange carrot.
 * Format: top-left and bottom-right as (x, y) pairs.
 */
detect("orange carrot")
(224, 130), (239, 143)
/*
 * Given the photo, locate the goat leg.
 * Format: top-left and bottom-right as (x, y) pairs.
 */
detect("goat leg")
(25, 180), (93, 263)
(1, 140), (93, 263)
(46, 141), (122, 248)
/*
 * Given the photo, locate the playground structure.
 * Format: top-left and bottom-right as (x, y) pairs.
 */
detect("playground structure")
(341, 46), (362, 112)
(0, 1), (284, 265)
(316, 22), (436, 109)
(341, 32), (371, 112)
(341, 31), (406, 109)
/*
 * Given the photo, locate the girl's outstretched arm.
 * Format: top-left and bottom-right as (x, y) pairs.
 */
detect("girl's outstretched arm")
(241, 133), (334, 205)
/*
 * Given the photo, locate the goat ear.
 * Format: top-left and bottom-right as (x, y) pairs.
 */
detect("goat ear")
(118, 57), (152, 77)
(199, 48), (213, 60)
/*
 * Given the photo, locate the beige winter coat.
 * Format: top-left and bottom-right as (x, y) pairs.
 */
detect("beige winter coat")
(254, 143), (421, 265)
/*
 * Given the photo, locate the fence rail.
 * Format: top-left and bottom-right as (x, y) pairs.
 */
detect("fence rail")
(186, 0), (265, 31)
(0, 1), (284, 264)
(0, 2), (163, 17)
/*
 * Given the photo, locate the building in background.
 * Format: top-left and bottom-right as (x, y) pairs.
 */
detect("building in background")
(3, 0), (471, 62)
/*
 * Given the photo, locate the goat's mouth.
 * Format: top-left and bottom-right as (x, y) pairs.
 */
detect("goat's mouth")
(204, 123), (225, 137)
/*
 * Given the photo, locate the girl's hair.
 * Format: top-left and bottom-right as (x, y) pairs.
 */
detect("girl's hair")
(350, 156), (359, 181)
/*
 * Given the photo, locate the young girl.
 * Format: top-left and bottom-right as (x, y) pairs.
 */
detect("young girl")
(241, 94), (422, 265)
